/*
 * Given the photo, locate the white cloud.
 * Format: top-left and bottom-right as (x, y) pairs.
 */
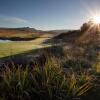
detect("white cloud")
(4, 16), (28, 23)
(0, 14), (29, 24)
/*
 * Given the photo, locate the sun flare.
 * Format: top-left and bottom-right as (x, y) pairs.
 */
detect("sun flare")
(93, 15), (100, 24)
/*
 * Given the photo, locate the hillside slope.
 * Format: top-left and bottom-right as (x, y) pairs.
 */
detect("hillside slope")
(0, 27), (55, 40)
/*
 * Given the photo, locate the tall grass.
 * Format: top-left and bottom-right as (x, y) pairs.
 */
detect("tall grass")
(0, 57), (95, 100)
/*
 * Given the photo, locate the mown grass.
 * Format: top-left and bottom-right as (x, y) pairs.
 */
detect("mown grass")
(0, 33), (55, 58)
(0, 56), (98, 100)
(0, 38), (52, 58)
(0, 42), (40, 58)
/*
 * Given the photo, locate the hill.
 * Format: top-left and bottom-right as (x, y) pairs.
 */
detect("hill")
(43, 30), (82, 44)
(0, 27), (55, 41)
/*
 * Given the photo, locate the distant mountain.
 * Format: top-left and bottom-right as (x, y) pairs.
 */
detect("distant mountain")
(0, 27), (42, 33)
(0, 27), (71, 34)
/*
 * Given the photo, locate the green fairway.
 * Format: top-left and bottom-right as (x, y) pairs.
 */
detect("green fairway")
(0, 34), (55, 58)
(0, 42), (38, 58)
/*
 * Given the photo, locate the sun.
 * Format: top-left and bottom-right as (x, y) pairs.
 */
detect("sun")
(93, 15), (100, 24)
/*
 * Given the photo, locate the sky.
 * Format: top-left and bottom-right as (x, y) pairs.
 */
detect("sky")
(0, 0), (100, 30)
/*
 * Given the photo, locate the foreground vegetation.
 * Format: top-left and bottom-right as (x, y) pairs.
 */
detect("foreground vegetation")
(0, 56), (99, 100)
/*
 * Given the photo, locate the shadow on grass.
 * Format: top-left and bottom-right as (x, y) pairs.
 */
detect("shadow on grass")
(0, 45), (64, 67)
(0, 42), (99, 71)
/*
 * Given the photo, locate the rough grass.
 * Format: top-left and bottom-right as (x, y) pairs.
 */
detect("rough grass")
(0, 57), (97, 100)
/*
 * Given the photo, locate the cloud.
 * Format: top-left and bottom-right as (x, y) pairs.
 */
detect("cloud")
(0, 14), (29, 24)
(4, 16), (28, 23)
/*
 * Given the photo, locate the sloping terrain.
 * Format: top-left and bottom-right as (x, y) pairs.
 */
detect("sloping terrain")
(0, 27), (54, 40)
(43, 30), (82, 44)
